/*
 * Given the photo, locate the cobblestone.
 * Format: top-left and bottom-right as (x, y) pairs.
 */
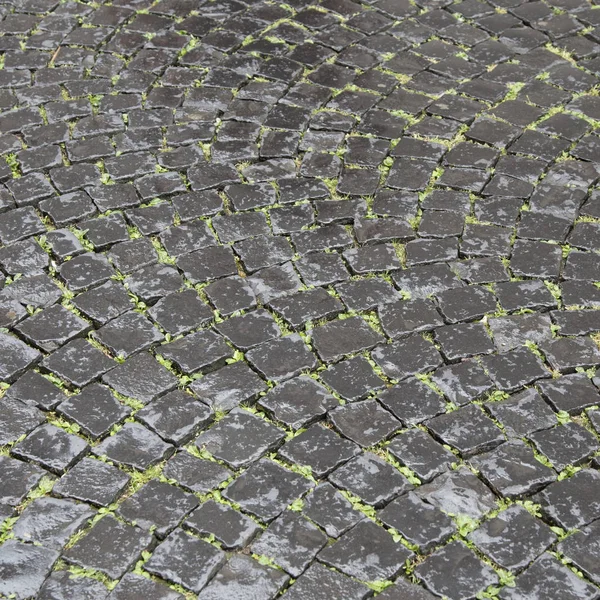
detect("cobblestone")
(0, 0), (600, 596)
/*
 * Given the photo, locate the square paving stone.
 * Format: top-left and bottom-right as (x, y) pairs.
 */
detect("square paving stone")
(537, 373), (600, 415)
(415, 541), (497, 600)
(251, 510), (327, 577)
(269, 287), (343, 329)
(535, 468), (600, 530)
(488, 313), (552, 352)
(108, 573), (184, 600)
(38, 571), (110, 600)
(319, 355), (385, 402)
(205, 276), (257, 317)
(371, 335), (443, 381)
(432, 360), (495, 406)
(148, 289), (213, 336)
(53, 457), (130, 507)
(177, 246), (238, 284)
(0, 455), (45, 507)
(191, 361), (267, 412)
(485, 388), (557, 438)
(223, 459), (314, 522)
(379, 299), (444, 340)
(0, 397), (45, 446)
(93, 422), (173, 470)
(64, 515), (152, 580)
(435, 322), (495, 361)
(258, 375), (338, 430)
(163, 451), (231, 495)
(529, 422), (598, 471)
(472, 440), (556, 498)
(416, 467), (497, 519)
(378, 491), (455, 552)
(296, 251), (349, 286)
(0, 540), (60, 600)
(196, 408), (285, 469)
(136, 390), (213, 445)
(336, 278), (400, 312)
(311, 316), (385, 363)
(15, 304), (90, 353)
(279, 423), (360, 478)
(184, 500), (260, 550)
(42, 338), (116, 388)
(144, 528), (226, 594)
(103, 352), (178, 404)
(558, 519), (600, 586)
(246, 333), (317, 382)
(427, 404), (505, 457)
(435, 285), (497, 323)
(71, 280), (133, 326)
(330, 400), (401, 447)
(216, 309), (280, 350)
(541, 336), (600, 373)
(481, 347), (549, 392)
(12, 496), (94, 550)
(117, 480), (198, 539)
(280, 562), (370, 600)
(12, 424), (88, 474)
(469, 505), (556, 572)
(388, 428), (455, 482)
(2, 371), (62, 412)
(329, 452), (413, 506)
(302, 482), (364, 538)
(58, 254), (114, 293)
(125, 264), (184, 304)
(93, 312), (164, 359)
(378, 377), (446, 426)
(57, 383), (130, 440)
(196, 555), (289, 600)
(498, 554), (599, 600)
(510, 240), (563, 279)
(159, 330), (232, 375)
(319, 520), (412, 581)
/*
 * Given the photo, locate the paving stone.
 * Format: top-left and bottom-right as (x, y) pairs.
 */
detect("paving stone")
(38, 571), (110, 600)
(388, 429), (455, 482)
(529, 422), (598, 471)
(379, 298), (444, 339)
(558, 519), (600, 586)
(12, 423), (88, 474)
(102, 352), (178, 404)
(427, 404), (505, 457)
(269, 287), (343, 329)
(12, 496), (93, 550)
(196, 408), (284, 469)
(415, 541), (497, 600)
(251, 510), (327, 577)
(319, 520), (412, 581)
(280, 562), (370, 600)
(499, 553), (599, 600)
(184, 500), (260, 550)
(472, 440), (556, 498)
(278, 423), (360, 478)
(246, 333), (317, 382)
(53, 457), (130, 507)
(64, 515), (152, 580)
(485, 388), (557, 438)
(481, 347), (549, 392)
(416, 467), (497, 519)
(108, 573), (184, 600)
(197, 555), (289, 600)
(537, 373), (600, 415)
(0, 540), (60, 600)
(258, 375), (338, 430)
(432, 360), (494, 405)
(329, 452), (413, 506)
(379, 491), (455, 552)
(435, 285), (497, 323)
(216, 309), (280, 349)
(144, 529), (226, 593)
(469, 505), (556, 572)
(93, 312), (163, 359)
(435, 322), (495, 361)
(371, 335), (443, 381)
(223, 459), (313, 522)
(378, 377), (446, 425)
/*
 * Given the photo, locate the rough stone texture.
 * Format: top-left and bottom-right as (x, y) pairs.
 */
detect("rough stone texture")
(1, 0), (600, 597)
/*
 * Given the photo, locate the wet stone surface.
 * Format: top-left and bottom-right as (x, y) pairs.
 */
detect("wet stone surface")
(0, 0), (600, 598)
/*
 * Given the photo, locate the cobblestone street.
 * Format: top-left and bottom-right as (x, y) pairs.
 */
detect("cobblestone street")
(0, 0), (600, 597)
